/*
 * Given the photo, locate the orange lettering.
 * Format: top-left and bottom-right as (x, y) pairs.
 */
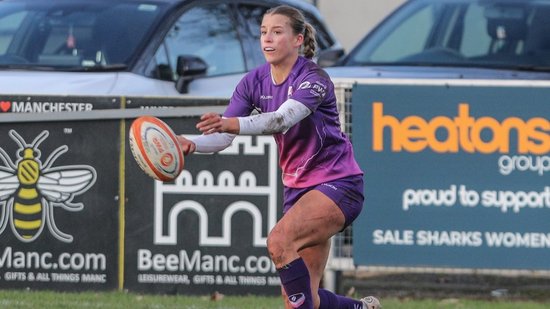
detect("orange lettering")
(401, 116), (427, 152)
(371, 102), (550, 155)
(372, 102), (402, 151)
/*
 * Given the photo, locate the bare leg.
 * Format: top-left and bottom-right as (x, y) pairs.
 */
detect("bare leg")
(268, 190), (345, 308)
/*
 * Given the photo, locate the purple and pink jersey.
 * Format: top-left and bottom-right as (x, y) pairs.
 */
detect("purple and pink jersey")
(224, 56), (363, 188)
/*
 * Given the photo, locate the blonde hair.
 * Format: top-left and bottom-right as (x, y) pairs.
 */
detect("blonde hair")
(265, 5), (317, 59)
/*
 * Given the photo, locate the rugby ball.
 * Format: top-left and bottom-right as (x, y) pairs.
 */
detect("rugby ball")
(129, 116), (184, 182)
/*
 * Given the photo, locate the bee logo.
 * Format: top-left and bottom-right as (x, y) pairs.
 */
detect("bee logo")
(0, 130), (96, 243)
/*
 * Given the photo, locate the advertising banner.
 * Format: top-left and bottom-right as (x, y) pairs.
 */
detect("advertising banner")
(0, 96), (121, 290)
(123, 99), (283, 295)
(352, 83), (550, 270)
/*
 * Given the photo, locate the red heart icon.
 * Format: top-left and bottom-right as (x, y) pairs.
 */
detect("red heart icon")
(0, 101), (11, 112)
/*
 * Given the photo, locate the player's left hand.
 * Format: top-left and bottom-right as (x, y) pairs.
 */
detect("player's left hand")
(197, 113), (239, 134)
(197, 112), (223, 134)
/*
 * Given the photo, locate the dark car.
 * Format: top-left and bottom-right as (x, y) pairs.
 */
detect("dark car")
(0, 0), (343, 97)
(324, 0), (550, 81)
(321, 0), (550, 271)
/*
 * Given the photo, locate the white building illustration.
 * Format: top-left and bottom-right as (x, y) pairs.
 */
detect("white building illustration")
(153, 136), (278, 247)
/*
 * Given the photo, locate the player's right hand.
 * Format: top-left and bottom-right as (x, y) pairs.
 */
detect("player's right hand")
(177, 135), (196, 155)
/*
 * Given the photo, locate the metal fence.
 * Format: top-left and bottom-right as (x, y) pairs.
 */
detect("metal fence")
(323, 81), (356, 291)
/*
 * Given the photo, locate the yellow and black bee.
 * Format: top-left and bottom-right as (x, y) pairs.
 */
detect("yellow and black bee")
(0, 130), (96, 243)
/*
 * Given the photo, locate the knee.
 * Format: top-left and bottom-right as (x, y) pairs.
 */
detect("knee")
(267, 227), (290, 265)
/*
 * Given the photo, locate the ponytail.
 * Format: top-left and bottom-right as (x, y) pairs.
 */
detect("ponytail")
(302, 23), (317, 59)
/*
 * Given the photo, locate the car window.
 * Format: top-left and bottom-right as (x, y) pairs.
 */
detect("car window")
(0, 1), (163, 68)
(237, 4), (268, 69)
(159, 3), (245, 79)
(461, 4), (492, 57)
(0, 11), (26, 54)
(364, 4), (434, 62)
(346, 0), (550, 69)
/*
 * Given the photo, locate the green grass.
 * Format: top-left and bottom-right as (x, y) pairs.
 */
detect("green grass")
(0, 290), (549, 308)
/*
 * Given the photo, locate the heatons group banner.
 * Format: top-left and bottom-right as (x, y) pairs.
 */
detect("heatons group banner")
(352, 83), (550, 270)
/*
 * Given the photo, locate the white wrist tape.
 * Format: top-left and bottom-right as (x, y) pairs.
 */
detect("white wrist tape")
(238, 99), (311, 135)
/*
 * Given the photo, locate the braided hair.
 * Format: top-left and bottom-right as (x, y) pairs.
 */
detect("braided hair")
(265, 5), (317, 59)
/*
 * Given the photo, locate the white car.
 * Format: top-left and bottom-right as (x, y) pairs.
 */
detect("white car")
(0, 0), (343, 97)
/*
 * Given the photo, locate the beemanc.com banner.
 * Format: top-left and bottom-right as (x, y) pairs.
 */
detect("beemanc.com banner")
(352, 82), (549, 270)
(0, 95), (121, 291)
(123, 98), (282, 295)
